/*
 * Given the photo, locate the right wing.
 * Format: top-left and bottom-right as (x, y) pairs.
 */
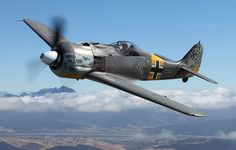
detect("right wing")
(86, 72), (204, 117)
(23, 19), (66, 48)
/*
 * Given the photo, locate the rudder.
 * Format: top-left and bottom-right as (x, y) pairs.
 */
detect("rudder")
(181, 41), (203, 73)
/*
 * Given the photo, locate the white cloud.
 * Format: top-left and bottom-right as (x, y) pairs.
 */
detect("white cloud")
(0, 126), (15, 133)
(130, 132), (149, 141)
(216, 130), (236, 140)
(0, 87), (235, 112)
(157, 129), (174, 139)
(156, 87), (236, 109)
(130, 129), (174, 141)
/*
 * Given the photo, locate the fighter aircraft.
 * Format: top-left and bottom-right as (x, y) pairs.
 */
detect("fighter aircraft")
(23, 19), (217, 117)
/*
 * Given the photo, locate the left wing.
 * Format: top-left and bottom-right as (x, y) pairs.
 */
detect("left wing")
(86, 72), (204, 117)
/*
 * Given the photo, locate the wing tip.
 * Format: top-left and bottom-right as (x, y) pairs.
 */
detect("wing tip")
(190, 113), (206, 117)
(23, 19), (32, 26)
(23, 18), (29, 22)
(211, 80), (218, 84)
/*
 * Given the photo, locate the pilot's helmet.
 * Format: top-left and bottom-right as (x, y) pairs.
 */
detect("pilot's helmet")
(129, 45), (135, 49)
(122, 43), (128, 50)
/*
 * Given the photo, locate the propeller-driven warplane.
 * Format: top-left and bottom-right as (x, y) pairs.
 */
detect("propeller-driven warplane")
(23, 19), (217, 117)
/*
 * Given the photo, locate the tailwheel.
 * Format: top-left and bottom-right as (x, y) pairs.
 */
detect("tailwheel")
(182, 77), (188, 83)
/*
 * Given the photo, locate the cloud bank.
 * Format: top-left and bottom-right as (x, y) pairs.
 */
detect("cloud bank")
(0, 87), (235, 112)
(216, 130), (236, 140)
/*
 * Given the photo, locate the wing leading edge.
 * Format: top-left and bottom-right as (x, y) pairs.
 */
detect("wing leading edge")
(23, 19), (66, 48)
(87, 72), (204, 117)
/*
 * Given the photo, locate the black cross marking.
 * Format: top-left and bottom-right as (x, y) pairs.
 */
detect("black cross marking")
(190, 50), (198, 60)
(151, 61), (163, 79)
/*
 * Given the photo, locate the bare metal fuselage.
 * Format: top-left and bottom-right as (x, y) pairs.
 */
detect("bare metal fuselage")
(50, 41), (188, 81)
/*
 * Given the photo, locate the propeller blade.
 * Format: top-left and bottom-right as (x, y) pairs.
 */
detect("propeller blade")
(26, 58), (46, 83)
(51, 17), (66, 48)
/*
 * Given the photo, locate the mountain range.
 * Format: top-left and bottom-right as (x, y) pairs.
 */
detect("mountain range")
(0, 107), (236, 137)
(0, 86), (76, 97)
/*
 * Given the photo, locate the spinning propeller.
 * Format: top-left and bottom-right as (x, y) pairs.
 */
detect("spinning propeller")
(26, 17), (68, 82)
(40, 17), (65, 66)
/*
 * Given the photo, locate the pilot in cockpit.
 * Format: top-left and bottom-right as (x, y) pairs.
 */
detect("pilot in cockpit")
(121, 43), (128, 55)
(122, 43), (128, 50)
(116, 41), (140, 56)
(128, 45), (139, 56)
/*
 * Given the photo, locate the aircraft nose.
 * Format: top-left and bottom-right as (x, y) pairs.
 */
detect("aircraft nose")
(40, 51), (58, 65)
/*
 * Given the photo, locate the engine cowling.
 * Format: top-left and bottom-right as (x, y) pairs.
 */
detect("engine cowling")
(48, 43), (94, 79)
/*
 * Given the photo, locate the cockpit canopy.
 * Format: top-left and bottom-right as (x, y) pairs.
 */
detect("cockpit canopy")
(109, 41), (145, 56)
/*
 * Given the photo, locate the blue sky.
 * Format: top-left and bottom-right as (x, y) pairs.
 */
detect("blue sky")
(0, 0), (235, 93)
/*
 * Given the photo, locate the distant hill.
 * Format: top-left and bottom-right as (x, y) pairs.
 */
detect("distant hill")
(0, 107), (236, 136)
(48, 145), (102, 150)
(157, 138), (236, 150)
(30, 86), (76, 96)
(0, 92), (8, 97)
(0, 86), (76, 98)
(0, 142), (22, 150)
(1, 93), (18, 98)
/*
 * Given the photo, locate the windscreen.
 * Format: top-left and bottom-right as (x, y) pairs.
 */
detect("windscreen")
(109, 41), (144, 56)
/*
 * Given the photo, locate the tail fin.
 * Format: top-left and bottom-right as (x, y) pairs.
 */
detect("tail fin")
(180, 41), (217, 84)
(181, 41), (203, 72)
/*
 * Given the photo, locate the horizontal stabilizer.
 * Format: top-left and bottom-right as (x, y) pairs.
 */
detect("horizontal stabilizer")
(181, 66), (218, 84)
